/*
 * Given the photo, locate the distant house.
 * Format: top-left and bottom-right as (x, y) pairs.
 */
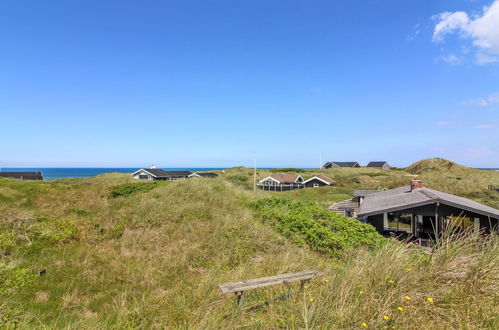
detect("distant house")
(303, 175), (336, 188)
(258, 174), (304, 186)
(366, 161), (392, 170)
(189, 172), (218, 178)
(0, 172), (43, 181)
(131, 167), (192, 181)
(257, 174), (304, 191)
(323, 162), (361, 169)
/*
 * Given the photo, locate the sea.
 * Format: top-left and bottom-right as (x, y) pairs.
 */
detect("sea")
(0, 168), (226, 180)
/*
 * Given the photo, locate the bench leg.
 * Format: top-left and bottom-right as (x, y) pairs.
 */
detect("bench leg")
(235, 291), (244, 307)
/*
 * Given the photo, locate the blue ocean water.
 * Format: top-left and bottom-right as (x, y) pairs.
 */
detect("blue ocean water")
(1, 168), (226, 180)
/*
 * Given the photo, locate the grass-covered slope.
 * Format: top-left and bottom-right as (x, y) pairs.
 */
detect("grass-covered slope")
(252, 198), (383, 256)
(0, 165), (498, 328)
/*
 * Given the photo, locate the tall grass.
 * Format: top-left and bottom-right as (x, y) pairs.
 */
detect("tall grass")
(0, 168), (498, 328)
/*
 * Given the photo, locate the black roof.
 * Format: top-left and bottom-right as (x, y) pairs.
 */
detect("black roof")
(141, 169), (192, 178)
(0, 171), (43, 180)
(333, 162), (359, 167)
(366, 161), (390, 167)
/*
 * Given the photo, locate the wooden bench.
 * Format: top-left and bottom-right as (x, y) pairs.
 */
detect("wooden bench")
(219, 270), (318, 306)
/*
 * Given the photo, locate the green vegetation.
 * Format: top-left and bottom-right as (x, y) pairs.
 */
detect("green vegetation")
(252, 198), (383, 256)
(108, 181), (166, 198)
(0, 158), (498, 328)
(271, 168), (306, 173)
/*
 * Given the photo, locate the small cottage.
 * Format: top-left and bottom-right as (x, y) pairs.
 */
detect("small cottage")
(354, 180), (499, 239)
(258, 174), (304, 186)
(0, 172), (44, 180)
(131, 167), (193, 181)
(366, 161), (392, 170)
(322, 161), (361, 169)
(303, 175), (336, 188)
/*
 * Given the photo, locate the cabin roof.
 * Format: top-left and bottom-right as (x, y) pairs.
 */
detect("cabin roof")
(353, 189), (378, 197)
(358, 186), (499, 218)
(132, 168), (192, 178)
(332, 162), (360, 167)
(366, 161), (390, 168)
(0, 172), (43, 180)
(303, 175), (336, 185)
(259, 174), (302, 184)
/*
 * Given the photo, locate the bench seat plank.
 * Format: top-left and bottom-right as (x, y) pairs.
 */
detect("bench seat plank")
(219, 270), (318, 294)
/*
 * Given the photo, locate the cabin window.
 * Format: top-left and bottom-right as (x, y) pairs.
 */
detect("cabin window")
(386, 212), (413, 233)
(313, 183), (320, 188)
(446, 217), (474, 231)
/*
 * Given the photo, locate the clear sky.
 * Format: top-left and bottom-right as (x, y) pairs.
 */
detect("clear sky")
(1, 0), (498, 168)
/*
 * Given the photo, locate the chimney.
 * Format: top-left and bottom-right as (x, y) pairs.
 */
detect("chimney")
(410, 180), (423, 190)
(150, 165), (157, 169)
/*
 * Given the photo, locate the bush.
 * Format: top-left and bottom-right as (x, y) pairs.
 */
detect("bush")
(0, 231), (15, 255)
(251, 197), (384, 257)
(0, 265), (36, 294)
(108, 182), (164, 198)
(36, 218), (79, 244)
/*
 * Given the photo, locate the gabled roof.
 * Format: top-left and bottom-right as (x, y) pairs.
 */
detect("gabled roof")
(358, 186), (499, 219)
(303, 175), (336, 185)
(366, 161), (391, 168)
(131, 168), (192, 178)
(259, 174), (303, 184)
(189, 172), (218, 178)
(0, 172), (43, 180)
(353, 189), (378, 197)
(332, 162), (360, 167)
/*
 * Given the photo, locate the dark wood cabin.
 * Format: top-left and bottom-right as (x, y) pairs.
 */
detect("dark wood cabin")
(0, 172), (43, 180)
(303, 175), (336, 188)
(131, 168), (193, 181)
(357, 180), (499, 239)
(366, 161), (392, 170)
(322, 161), (361, 169)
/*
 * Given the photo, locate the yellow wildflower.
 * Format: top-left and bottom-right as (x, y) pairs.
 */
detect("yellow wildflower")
(383, 315), (390, 321)
(426, 297), (434, 302)
(309, 298), (315, 303)
(361, 322), (368, 328)
(404, 296), (411, 300)
(359, 290), (364, 294)
(388, 280), (395, 284)
(304, 285), (309, 289)
(323, 279), (329, 283)
(397, 306), (404, 311)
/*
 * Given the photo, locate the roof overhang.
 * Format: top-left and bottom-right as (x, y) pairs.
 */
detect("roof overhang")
(359, 198), (499, 219)
(131, 169), (157, 177)
(303, 176), (331, 185)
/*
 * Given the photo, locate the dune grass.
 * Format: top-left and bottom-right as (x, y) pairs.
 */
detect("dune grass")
(0, 159), (498, 328)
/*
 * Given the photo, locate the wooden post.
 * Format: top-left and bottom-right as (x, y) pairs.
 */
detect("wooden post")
(235, 291), (244, 306)
(434, 203), (439, 242)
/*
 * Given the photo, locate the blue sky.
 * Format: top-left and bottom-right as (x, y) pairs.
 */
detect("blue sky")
(1, 0), (498, 168)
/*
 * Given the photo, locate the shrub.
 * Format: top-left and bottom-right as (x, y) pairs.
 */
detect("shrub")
(108, 182), (164, 198)
(251, 197), (384, 257)
(36, 218), (79, 244)
(0, 231), (15, 255)
(0, 265), (36, 294)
